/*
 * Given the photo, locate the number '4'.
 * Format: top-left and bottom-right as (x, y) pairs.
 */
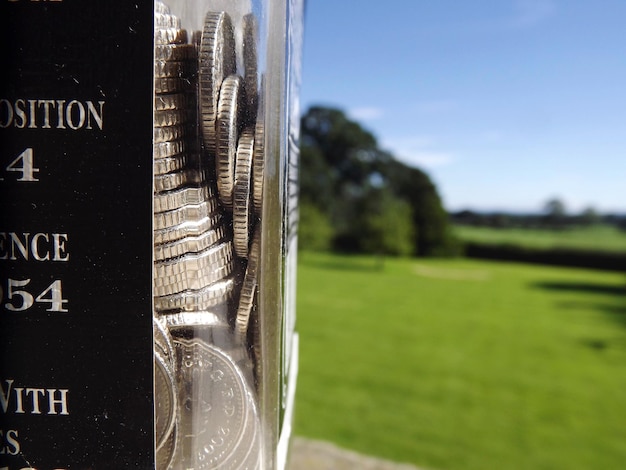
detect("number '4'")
(7, 148), (39, 181)
(35, 280), (69, 312)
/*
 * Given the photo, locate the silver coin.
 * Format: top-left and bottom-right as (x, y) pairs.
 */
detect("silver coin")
(155, 76), (192, 94)
(154, 261), (234, 297)
(154, 240), (233, 278)
(252, 120), (265, 214)
(154, 317), (175, 362)
(154, 168), (207, 193)
(199, 11), (236, 154)
(154, 225), (226, 261)
(154, 154), (189, 176)
(153, 252), (233, 290)
(154, 108), (192, 128)
(169, 323), (247, 356)
(235, 225), (260, 338)
(154, 348), (177, 451)
(227, 397), (262, 470)
(153, 198), (220, 230)
(154, 0), (171, 15)
(154, 259), (234, 297)
(155, 12), (181, 31)
(249, 292), (262, 388)
(171, 338), (257, 470)
(154, 276), (235, 312)
(153, 213), (225, 245)
(154, 139), (185, 160)
(154, 246), (234, 295)
(237, 422), (262, 470)
(216, 74), (244, 210)
(155, 93), (188, 111)
(164, 313), (235, 345)
(155, 43), (197, 61)
(154, 124), (187, 143)
(191, 29), (202, 50)
(153, 185), (213, 213)
(162, 310), (225, 332)
(154, 59), (192, 79)
(156, 422), (177, 470)
(154, 27), (188, 46)
(233, 128), (254, 258)
(243, 13), (259, 118)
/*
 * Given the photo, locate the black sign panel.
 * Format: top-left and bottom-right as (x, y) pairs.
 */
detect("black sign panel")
(0, 1), (154, 468)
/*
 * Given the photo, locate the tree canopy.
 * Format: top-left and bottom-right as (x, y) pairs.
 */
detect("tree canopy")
(299, 105), (458, 256)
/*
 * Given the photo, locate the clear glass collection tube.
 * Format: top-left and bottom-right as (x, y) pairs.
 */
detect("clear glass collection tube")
(152, 1), (302, 468)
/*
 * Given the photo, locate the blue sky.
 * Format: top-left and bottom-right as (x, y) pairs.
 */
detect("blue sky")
(299, 0), (626, 213)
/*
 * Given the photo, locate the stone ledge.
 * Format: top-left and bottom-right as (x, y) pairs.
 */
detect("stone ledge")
(288, 437), (424, 470)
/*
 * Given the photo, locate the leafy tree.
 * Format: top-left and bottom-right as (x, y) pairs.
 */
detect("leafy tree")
(580, 206), (600, 226)
(544, 197), (566, 218)
(299, 105), (456, 256)
(383, 160), (458, 256)
(298, 201), (334, 252)
(359, 188), (415, 259)
(301, 106), (378, 181)
(299, 144), (335, 209)
(543, 197), (567, 229)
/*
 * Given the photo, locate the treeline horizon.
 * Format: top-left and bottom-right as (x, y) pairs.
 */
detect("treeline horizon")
(449, 207), (626, 231)
(297, 105), (625, 270)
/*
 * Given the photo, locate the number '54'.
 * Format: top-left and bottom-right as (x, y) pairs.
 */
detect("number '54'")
(2, 279), (68, 313)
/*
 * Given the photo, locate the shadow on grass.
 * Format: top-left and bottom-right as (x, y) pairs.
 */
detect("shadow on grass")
(532, 280), (626, 332)
(577, 335), (626, 353)
(557, 300), (626, 325)
(531, 281), (625, 296)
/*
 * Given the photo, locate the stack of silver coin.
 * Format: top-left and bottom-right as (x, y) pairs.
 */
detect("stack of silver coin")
(153, 7), (235, 322)
(153, 2), (263, 468)
(198, 10), (265, 343)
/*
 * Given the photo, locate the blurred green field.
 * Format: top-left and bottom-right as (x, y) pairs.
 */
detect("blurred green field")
(453, 224), (626, 253)
(294, 252), (626, 470)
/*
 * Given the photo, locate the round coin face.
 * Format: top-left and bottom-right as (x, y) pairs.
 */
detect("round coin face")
(154, 317), (175, 361)
(154, 349), (177, 451)
(172, 338), (253, 469)
(156, 423), (177, 470)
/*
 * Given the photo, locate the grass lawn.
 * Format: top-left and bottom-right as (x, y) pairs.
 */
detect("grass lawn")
(453, 224), (626, 253)
(294, 252), (626, 470)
